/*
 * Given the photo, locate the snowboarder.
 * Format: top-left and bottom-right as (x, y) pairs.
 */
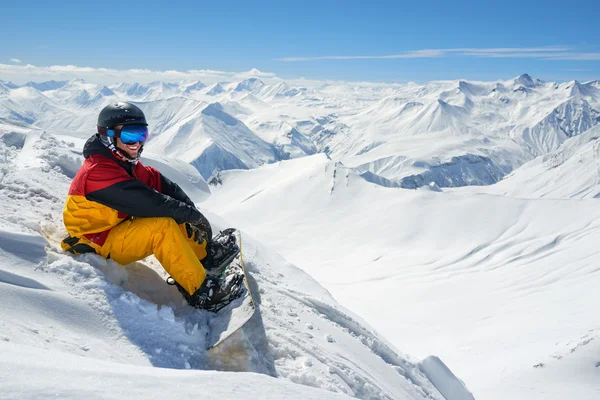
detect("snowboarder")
(61, 102), (241, 310)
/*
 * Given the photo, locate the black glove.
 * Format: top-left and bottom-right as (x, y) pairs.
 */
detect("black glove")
(185, 212), (212, 244)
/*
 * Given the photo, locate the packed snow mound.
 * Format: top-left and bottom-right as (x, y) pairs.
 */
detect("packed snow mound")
(0, 130), (469, 399)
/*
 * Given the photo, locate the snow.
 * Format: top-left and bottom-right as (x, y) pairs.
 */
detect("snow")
(0, 127), (459, 399)
(203, 153), (600, 399)
(464, 125), (600, 199)
(3, 73), (600, 399)
(0, 342), (352, 400)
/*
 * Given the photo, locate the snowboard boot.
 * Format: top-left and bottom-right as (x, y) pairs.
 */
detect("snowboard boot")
(188, 274), (244, 312)
(203, 228), (240, 272)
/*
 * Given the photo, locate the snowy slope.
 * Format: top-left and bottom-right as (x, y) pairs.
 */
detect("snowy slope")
(0, 130), (470, 399)
(204, 154), (600, 400)
(465, 124), (600, 199)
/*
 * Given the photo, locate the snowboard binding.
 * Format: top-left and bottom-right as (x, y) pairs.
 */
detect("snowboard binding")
(203, 228), (240, 272)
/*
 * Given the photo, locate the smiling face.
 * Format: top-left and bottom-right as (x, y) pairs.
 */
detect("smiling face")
(113, 125), (143, 159)
(115, 137), (142, 159)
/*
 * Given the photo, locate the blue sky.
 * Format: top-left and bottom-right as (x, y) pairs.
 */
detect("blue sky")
(2, 0), (599, 83)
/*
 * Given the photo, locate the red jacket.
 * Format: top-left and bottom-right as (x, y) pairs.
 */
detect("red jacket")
(63, 135), (202, 246)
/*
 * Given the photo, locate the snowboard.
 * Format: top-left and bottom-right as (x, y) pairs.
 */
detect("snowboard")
(205, 230), (255, 351)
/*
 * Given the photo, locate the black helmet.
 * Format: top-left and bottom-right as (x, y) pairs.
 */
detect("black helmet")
(96, 102), (148, 163)
(97, 102), (147, 130)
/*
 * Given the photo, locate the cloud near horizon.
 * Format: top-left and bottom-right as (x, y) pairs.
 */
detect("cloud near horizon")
(276, 46), (600, 62)
(0, 60), (595, 88)
(0, 63), (279, 86)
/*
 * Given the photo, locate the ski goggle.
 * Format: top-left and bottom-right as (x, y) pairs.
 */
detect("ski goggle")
(107, 125), (149, 144)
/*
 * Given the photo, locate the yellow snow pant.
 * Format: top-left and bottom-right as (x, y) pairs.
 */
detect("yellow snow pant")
(80, 218), (207, 296)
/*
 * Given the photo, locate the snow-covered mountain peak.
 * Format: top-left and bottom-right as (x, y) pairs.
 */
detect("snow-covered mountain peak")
(141, 81), (179, 96)
(513, 73), (543, 88)
(201, 102), (239, 126)
(480, 124), (600, 199)
(256, 82), (304, 99)
(585, 80), (600, 89)
(68, 78), (87, 86)
(98, 86), (116, 96)
(148, 80), (178, 89)
(0, 81), (18, 95)
(376, 95), (409, 108)
(457, 80), (488, 97)
(9, 86), (50, 104)
(205, 83), (226, 96)
(182, 80), (206, 93)
(435, 98), (468, 115)
(234, 77), (265, 92)
(52, 82), (118, 108)
(489, 82), (507, 93)
(122, 82), (152, 97)
(202, 102), (233, 118)
(566, 80), (595, 97)
(24, 80), (69, 92)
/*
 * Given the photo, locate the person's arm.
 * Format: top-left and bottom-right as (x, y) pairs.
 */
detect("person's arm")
(85, 163), (203, 224)
(144, 165), (212, 239)
(159, 174), (196, 207)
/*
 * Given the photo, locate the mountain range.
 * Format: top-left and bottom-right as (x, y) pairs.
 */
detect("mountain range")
(2, 74), (598, 186)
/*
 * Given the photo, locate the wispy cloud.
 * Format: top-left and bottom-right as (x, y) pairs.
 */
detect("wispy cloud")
(279, 49), (445, 62)
(0, 63), (277, 85)
(544, 53), (600, 61)
(277, 46), (600, 62)
(10, 58), (22, 63)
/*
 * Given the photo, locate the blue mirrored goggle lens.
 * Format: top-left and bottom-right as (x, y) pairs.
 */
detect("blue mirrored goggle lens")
(119, 125), (148, 144)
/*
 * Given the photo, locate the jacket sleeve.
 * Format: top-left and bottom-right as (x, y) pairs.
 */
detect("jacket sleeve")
(160, 174), (196, 208)
(85, 162), (203, 224)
